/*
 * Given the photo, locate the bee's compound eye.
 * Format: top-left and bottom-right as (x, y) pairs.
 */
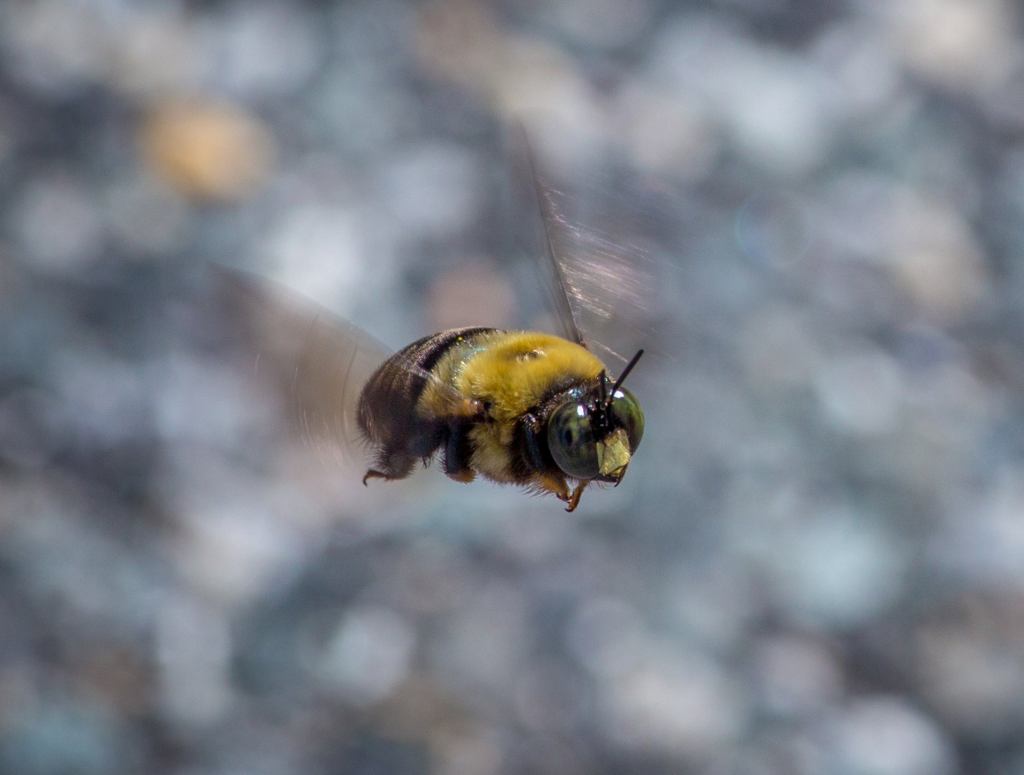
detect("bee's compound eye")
(548, 402), (599, 479)
(610, 388), (644, 450)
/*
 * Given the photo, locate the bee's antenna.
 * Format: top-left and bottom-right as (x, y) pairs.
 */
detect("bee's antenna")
(610, 349), (644, 397)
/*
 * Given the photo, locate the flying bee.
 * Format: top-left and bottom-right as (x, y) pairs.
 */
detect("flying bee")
(357, 328), (644, 511)
(220, 131), (647, 511)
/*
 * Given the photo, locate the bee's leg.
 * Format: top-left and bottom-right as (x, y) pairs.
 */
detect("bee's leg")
(362, 469), (390, 484)
(364, 421), (448, 485)
(363, 457), (414, 485)
(533, 473), (587, 512)
(534, 471), (569, 500)
(362, 447), (417, 485)
(564, 481), (588, 512)
(443, 421), (476, 483)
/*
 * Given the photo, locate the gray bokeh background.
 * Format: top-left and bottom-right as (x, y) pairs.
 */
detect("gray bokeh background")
(3, 1), (1024, 773)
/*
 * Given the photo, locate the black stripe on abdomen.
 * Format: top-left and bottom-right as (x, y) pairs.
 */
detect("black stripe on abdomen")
(410, 327), (496, 379)
(357, 327), (496, 446)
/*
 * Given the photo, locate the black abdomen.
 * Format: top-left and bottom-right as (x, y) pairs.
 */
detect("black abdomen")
(357, 327), (494, 478)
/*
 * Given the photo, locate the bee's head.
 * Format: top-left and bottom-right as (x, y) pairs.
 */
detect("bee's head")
(548, 350), (645, 484)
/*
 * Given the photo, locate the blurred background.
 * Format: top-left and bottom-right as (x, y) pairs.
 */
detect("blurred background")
(3, 1), (1024, 773)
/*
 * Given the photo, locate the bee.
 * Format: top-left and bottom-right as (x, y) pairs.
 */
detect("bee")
(357, 328), (644, 512)
(222, 132), (646, 512)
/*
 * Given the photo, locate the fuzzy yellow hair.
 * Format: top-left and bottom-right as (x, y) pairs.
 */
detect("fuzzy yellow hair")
(417, 331), (604, 488)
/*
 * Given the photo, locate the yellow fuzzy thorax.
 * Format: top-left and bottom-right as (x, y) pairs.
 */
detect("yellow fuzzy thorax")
(458, 331), (604, 420)
(413, 330), (606, 488)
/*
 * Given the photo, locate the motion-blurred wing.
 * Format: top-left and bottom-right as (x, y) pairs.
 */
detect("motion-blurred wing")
(209, 266), (388, 466)
(505, 126), (655, 373)
(505, 124), (585, 347)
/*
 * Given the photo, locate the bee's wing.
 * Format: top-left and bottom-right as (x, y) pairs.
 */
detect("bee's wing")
(507, 124), (586, 348)
(505, 126), (653, 373)
(210, 267), (468, 468)
(209, 267), (388, 466)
